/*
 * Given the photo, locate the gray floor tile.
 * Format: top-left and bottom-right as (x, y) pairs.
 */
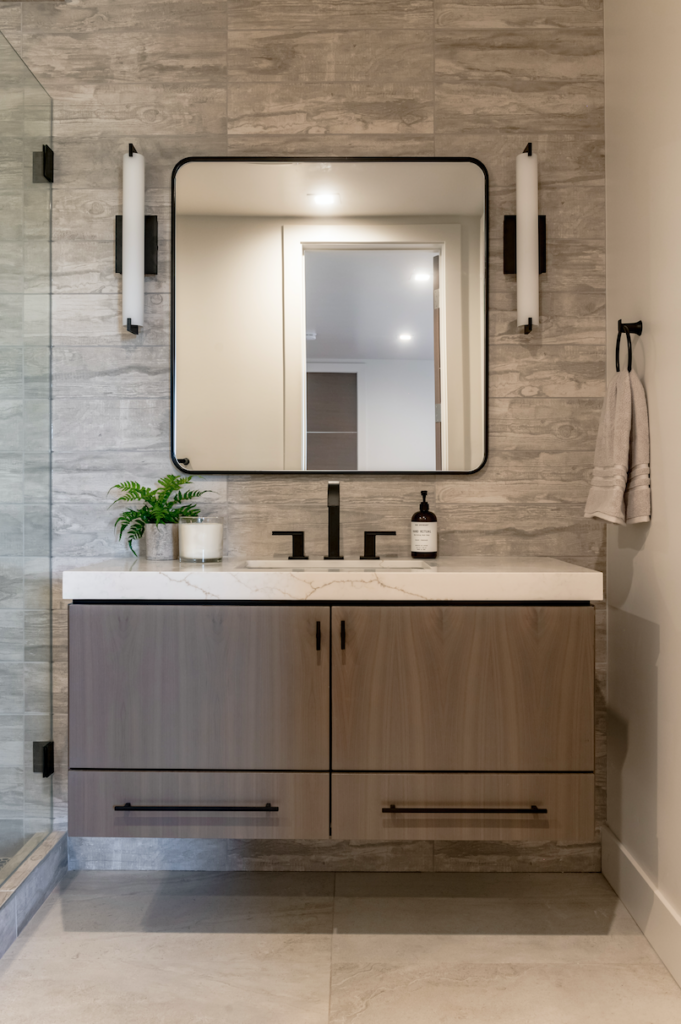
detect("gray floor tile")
(0, 871), (679, 1024)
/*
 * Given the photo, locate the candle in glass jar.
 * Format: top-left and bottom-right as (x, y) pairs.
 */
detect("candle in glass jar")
(179, 516), (223, 562)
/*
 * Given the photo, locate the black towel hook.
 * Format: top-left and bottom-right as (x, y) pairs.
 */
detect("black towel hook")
(616, 319), (643, 373)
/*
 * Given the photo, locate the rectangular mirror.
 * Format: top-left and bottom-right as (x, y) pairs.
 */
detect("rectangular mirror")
(172, 158), (488, 474)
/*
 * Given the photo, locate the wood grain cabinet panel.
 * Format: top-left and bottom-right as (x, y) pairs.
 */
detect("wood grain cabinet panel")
(69, 604), (330, 770)
(332, 773), (594, 842)
(331, 605), (594, 771)
(69, 770), (329, 839)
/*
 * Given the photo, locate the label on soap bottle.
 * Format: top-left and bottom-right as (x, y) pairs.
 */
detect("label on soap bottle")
(411, 522), (438, 554)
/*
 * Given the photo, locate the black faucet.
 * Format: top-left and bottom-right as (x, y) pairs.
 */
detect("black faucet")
(324, 481), (343, 560)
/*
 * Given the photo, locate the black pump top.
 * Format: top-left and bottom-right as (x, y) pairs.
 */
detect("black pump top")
(420, 491), (429, 511)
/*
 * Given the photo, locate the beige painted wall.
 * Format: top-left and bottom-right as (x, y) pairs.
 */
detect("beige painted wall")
(0, 0), (606, 865)
(605, 0), (681, 915)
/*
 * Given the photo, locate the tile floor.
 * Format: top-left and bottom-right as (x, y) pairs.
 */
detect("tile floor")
(0, 871), (680, 1023)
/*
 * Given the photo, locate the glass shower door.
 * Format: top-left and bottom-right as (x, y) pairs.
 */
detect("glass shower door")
(0, 32), (52, 876)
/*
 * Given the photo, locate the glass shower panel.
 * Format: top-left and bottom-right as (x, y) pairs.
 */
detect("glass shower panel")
(0, 32), (52, 873)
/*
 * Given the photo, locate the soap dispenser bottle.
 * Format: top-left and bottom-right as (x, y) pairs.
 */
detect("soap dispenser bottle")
(411, 491), (437, 559)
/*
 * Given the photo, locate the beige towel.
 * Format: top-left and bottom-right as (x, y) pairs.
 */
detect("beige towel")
(584, 368), (651, 525)
(625, 370), (652, 523)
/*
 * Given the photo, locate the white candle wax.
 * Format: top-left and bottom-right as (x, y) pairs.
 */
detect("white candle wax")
(179, 520), (223, 562)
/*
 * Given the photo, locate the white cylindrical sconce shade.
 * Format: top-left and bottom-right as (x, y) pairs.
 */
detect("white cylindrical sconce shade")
(516, 147), (539, 330)
(122, 148), (145, 331)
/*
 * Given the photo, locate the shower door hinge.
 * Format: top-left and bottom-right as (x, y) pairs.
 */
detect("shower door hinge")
(33, 740), (54, 778)
(32, 145), (54, 184)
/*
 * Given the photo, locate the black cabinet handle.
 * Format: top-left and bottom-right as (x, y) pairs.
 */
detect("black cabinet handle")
(340, 620), (346, 650)
(382, 804), (547, 815)
(114, 802), (279, 812)
(316, 621), (321, 651)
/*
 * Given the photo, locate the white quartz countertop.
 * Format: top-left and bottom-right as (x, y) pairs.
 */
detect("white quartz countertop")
(62, 557), (603, 603)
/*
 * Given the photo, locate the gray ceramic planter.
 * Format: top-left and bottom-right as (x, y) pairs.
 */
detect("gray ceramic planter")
(143, 523), (179, 560)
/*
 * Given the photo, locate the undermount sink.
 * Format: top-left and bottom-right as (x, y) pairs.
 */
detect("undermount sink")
(243, 559), (435, 571)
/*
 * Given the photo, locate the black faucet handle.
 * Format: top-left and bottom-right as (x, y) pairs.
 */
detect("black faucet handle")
(272, 531), (308, 560)
(360, 531), (397, 560)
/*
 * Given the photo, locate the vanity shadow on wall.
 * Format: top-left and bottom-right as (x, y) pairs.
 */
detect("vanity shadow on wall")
(171, 158), (488, 475)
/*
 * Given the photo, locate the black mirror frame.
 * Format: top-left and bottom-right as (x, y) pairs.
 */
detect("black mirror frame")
(170, 156), (489, 476)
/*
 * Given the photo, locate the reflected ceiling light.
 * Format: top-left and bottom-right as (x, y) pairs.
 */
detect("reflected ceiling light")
(399, 333), (413, 342)
(413, 272), (430, 282)
(308, 193), (339, 206)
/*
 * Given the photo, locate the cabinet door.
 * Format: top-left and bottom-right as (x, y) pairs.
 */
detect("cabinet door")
(69, 604), (329, 770)
(332, 605), (594, 771)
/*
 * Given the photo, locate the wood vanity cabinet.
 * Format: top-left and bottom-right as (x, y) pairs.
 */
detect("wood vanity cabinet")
(68, 601), (595, 843)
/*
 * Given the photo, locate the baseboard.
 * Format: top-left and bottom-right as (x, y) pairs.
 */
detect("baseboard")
(68, 836), (601, 873)
(602, 824), (681, 987)
(0, 832), (67, 960)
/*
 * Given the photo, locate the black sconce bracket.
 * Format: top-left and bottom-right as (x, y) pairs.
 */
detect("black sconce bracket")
(503, 215), (547, 275)
(115, 215), (158, 276)
(32, 144), (54, 184)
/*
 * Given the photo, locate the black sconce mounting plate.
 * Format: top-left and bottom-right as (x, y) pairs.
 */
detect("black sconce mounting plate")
(503, 215), (547, 275)
(115, 215), (158, 275)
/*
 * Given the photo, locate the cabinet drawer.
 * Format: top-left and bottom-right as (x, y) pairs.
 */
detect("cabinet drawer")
(332, 773), (594, 842)
(69, 771), (329, 839)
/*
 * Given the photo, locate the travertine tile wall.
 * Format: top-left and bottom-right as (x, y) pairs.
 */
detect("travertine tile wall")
(0, 0), (606, 868)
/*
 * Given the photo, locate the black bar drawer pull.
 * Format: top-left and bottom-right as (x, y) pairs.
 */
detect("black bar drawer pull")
(114, 802), (279, 812)
(382, 804), (547, 815)
(340, 620), (346, 650)
(316, 621), (321, 651)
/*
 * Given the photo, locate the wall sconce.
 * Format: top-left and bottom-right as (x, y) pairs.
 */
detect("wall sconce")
(503, 142), (546, 335)
(115, 144), (158, 335)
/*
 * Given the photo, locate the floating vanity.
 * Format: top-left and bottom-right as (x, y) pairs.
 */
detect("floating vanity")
(64, 556), (602, 846)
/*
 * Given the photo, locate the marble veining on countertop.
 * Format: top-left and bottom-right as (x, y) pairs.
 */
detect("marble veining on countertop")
(62, 556), (603, 602)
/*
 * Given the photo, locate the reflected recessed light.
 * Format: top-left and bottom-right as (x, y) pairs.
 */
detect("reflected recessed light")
(399, 333), (413, 342)
(413, 272), (430, 282)
(308, 193), (339, 206)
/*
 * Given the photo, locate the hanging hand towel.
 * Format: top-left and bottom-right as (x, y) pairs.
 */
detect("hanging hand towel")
(584, 368), (651, 525)
(584, 371), (631, 525)
(624, 369), (651, 523)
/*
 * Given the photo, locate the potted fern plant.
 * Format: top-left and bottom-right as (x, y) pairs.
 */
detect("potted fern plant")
(110, 474), (211, 560)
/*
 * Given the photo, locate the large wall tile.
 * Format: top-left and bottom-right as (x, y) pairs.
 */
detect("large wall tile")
(435, 80), (603, 134)
(227, 133), (435, 156)
(50, 85), (228, 140)
(52, 347), (169, 399)
(228, 0), (435, 32)
(52, 398), (170, 451)
(228, 82), (433, 135)
(228, 30), (432, 83)
(436, 2), (603, 32)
